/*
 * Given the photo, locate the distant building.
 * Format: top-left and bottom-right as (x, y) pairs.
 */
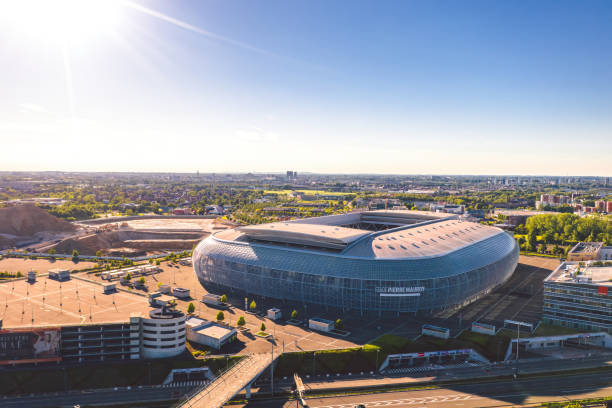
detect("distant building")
(567, 242), (605, 262)
(494, 209), (556, 227)
(536, 194), (571, 209)
(173, 208), (192, 215)
(543, 262), (611, 333)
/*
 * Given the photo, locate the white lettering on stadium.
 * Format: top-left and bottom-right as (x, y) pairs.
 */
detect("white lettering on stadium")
(375, 287), (425, 293)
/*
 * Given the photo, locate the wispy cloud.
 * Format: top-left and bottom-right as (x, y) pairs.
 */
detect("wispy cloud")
(235, 126), (279, 142)
(123, 1), (280, 59)
(18, 103), (48, 113)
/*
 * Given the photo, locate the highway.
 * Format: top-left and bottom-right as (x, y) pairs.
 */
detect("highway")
(238, 371), (612, 408)
(0, 385), (193, 408)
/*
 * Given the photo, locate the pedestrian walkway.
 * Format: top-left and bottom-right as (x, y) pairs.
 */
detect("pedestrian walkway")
(176, 352), (279, 408)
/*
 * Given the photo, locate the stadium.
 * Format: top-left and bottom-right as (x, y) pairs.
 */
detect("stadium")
(193, 210), (519, 314)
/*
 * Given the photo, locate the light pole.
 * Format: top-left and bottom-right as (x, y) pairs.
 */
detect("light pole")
(376, 349), (380, 373)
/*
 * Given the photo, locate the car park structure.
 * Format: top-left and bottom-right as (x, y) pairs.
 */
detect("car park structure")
(193, 210), (519, 315)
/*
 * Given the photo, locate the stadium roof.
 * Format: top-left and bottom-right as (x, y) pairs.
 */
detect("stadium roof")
(344, 219), (501, 258)
(214, 210), (503, 259)
(238, 223), (370, 250)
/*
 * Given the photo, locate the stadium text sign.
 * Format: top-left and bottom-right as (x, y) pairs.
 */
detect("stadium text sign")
(376, 286), (425, 297)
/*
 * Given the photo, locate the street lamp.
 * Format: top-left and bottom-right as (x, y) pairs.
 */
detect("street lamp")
(375, 349), (380, 372)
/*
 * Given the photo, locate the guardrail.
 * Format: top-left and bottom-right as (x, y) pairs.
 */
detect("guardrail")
(175, 354), (255, 407)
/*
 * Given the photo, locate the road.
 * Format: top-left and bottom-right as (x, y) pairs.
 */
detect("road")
(0, 385), (193, 408)
(237, 370), (612, 408)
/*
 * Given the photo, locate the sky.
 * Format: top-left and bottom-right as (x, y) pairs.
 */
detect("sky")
(0, 0), (611, 176)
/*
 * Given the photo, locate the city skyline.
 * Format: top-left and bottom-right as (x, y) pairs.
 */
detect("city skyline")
(1, 0), (611, 176)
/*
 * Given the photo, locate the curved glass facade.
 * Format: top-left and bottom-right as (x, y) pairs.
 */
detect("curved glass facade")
(193, 230), (519, 314)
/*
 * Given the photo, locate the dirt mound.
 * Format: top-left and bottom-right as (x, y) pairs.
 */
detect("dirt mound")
(0, 235), (15, 250)
(0, 204), (76, 236)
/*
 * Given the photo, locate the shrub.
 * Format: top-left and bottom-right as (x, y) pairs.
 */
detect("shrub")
(260, 322), (266, 332)
(216, 311), (224, 321)
(335, 318), (343, 329)
(291, 309), (298, 319)
(237, 316), (245, 327)
(187, 302), (195, 314)
(220, 294), (227, 303)
(249, 300), (256, 311)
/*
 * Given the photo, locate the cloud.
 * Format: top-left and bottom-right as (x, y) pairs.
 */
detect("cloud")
(18, 103), (48, 114)
(235, 127), (279, 142)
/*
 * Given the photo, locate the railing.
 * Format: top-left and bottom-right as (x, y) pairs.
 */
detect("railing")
(174, 354), (256, 407)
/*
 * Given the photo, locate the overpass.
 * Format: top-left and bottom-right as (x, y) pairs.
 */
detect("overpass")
(176, 351), (279, 408)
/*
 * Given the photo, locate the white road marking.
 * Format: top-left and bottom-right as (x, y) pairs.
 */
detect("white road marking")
(314, 394), (480, 408)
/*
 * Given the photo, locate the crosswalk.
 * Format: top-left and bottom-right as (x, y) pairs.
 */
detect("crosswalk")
(383, 361), (480, 375)
(160, 380), (209, 388)
(315, 394), (480, 407)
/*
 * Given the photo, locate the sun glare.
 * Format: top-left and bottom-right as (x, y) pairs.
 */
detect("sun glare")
(1, 0), (123, 45)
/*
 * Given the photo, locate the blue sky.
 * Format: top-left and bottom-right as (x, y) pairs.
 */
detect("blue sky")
(1, 0), (611, 175)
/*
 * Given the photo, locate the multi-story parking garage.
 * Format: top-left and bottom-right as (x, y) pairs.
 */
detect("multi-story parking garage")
(193, 210), (519, 315)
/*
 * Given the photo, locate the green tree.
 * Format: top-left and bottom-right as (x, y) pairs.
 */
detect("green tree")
(260, 322), (266, 332)
(249, 300), (256, 311)
(220, 294), (227, 303)
(237, 316), (246, 327)
(48, 248), (56, 255)
(95, 250), (102, 258)
(187, 302), (195, 314)
(335, 318), (343, 329)
(124, 272), (132, 281)
(138, 276), (146, 285)
(216, 311), (225, 321)
(291, 309), (298, 319)
(155, 259), (161, 266)
(527, 230), (538, 251)
(72, 249), (79, 258)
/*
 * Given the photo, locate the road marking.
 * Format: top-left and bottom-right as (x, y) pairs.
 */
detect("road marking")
(313, 394), (480, 408)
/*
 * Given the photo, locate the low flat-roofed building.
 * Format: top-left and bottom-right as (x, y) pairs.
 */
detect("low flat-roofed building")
(48, 268), (70, 281)
(543, 262), (611, 333)
(309, 317), (335, 332)
(185, 318), (237, 350)
(567, 242), (604, 262)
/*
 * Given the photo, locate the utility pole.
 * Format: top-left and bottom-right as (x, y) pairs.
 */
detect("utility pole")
(271, 342), (274, 396)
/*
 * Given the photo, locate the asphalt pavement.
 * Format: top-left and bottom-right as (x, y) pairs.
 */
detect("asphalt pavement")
(239, 370), (612, 407)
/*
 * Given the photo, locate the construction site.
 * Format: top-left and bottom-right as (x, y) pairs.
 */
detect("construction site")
(0, 204), (235, 257)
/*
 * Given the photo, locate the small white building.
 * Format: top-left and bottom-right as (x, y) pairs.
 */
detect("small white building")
(103, 283), (116, 294)
(185, 317), (237, 350)
(173, 287), (190, 299)
(48, 268), (70, 281)
(309, 317), (335, 333)
(267, 308), (282, 321)
(201, 293), (222, 306)
(159, 284), (171, 294)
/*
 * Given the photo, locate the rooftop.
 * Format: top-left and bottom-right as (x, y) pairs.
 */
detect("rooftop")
(345, 219), (501, 259)
(568, 242), (604, 255)
(196, 323), (235, 339)
(238, 223), (370, 250)
(212, 210), (503, 259)
(546, 262), (612, 287)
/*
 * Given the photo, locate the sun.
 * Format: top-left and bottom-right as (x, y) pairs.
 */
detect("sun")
(0, 0), (124, 46)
